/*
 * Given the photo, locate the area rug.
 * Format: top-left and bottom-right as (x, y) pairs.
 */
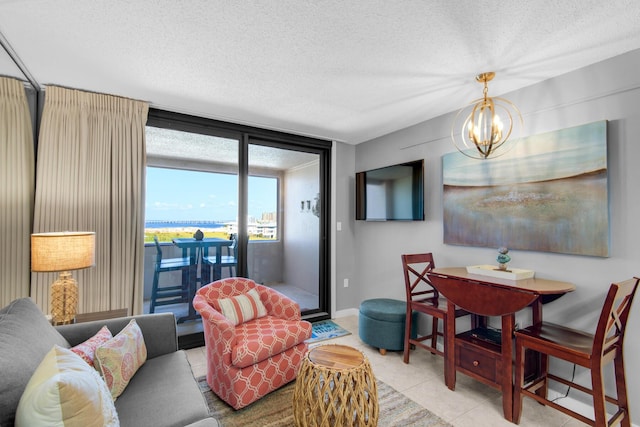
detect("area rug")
(306, 319), (351, 344)
(197, 376), (452, 427)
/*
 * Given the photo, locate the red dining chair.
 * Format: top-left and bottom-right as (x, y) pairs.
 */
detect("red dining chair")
(513, 277), (639, 426)
(401, 253), (470, 363)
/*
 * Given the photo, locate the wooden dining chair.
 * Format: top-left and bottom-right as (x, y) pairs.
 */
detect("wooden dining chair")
(513, 277), (639, 427)
(401, 253), (470, 363)
(150, 235), (193, 313)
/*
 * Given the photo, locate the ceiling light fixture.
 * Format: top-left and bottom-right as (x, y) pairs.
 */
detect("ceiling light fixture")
(451, 72), (523, 159)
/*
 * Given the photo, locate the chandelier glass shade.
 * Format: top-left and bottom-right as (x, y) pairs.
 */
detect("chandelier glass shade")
(451, 72), (523, 159)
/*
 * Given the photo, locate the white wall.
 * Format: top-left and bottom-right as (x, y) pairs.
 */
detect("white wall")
(333, 142), (359, 311)
(283, 161), (320, 294)
(334, 48), (640, 412)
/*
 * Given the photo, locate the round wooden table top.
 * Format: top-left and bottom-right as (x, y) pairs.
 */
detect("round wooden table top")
(308, 344), (364, 370)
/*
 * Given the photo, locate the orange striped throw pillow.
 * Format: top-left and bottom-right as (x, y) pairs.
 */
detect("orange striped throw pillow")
(217, 288), (267, 325)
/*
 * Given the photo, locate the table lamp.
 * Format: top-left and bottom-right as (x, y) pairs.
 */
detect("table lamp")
(31, 231), (96, 325)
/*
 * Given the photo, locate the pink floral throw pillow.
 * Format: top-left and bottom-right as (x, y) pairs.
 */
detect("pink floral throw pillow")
(71, 325), (113, 368)
(94, 319), (147, 398)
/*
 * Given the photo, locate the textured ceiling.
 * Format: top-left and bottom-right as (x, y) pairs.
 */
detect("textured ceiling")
(1, 1), (640, 144)
(146, 126), (318, 170)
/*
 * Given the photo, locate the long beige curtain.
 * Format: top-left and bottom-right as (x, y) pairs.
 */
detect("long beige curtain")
(31, 86), (149, 315)
(0, 77), (34, 307)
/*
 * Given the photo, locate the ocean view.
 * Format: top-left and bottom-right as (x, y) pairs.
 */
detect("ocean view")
(144, 219), (276, 243)
(145, 220), (229, 230)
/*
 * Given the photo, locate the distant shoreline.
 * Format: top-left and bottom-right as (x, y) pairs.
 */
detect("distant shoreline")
(144, 226), (226, 232)
(146, 220), (228, 226)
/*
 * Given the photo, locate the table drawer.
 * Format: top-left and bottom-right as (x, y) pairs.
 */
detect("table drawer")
(455, 340), (501, 384)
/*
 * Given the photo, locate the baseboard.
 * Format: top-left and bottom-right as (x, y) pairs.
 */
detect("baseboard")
(333, 307), (359, 318)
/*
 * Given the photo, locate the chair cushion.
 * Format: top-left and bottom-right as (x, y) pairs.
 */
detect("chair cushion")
(216, 288), (267, 326)
(232, 316), (312, 368)
(15, 345), (118, 427)
(94, 319), (147, 398)
(0, 298), (71, 427)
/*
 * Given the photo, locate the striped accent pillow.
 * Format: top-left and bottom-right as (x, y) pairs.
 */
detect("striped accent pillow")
(217, 288), (267, 325)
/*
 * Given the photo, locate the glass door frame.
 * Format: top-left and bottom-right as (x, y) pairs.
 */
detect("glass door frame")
(147, 109), (332, 322)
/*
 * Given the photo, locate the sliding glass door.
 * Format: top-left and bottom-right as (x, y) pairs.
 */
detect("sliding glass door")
(246, 142), (322, 313)
(144, 110), (331, 340)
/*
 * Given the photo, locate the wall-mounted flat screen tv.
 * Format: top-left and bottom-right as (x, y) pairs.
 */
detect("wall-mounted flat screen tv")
(355, 159), (424, 221)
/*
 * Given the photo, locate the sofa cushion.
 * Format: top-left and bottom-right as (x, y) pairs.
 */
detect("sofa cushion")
(15, 345), (118, 427)
(216, 288), (267, 326)
(95, 319), (147, 398)
(71, 325), (113, 368)
(0, 298), (70, 427)
(232, 316), (312, 368)
(114, 350), (212, 427)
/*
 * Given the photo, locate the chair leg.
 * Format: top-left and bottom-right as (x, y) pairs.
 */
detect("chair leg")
(403, 306), (413, 364)
(613, 352), (632, 427)
(150, 270), (160, 313)
(591, 362), (608, 427)
(536, 352), (549, 400)
(430, 316), (439, 355)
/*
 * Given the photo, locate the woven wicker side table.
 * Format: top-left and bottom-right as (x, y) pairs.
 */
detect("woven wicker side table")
(293, 344), (378, 427)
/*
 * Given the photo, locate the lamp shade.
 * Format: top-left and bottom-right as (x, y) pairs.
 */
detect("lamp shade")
(31, 232), (96, 272)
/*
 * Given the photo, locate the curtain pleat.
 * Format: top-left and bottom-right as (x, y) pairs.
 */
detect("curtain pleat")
(0, 77), (34, 307)
(32, 86), (149, 315)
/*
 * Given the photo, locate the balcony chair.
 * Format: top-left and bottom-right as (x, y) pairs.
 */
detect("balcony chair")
(202, 233), (239, 282)
(401, 253), (470, 363)
(149, 235), (193, 313)
(193, 277), (312, 409)
(513, 277), (639, 427)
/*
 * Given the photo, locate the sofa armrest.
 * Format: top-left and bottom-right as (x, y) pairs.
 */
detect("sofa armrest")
(55, 313), (178, 359)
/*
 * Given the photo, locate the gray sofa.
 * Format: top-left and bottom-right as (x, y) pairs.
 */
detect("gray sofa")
(0, 298), (219, 427)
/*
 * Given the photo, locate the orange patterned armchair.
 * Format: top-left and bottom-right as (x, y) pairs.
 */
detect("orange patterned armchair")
(193, 277), (312, 409)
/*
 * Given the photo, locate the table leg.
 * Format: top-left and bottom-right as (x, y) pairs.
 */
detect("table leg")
(531, 298), (543, 325)
(178, 247), (201, 323)
(501, 313), (515, 422)
(445, 300), (456, 390)
(530, 298), (546, 399)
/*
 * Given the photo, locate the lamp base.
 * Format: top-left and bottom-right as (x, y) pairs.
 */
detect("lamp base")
(50, 271), (78, 325)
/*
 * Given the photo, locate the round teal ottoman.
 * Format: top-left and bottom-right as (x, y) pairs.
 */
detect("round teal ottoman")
(359, 298), (417, 355)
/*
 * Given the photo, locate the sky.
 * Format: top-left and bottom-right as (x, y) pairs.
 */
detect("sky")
(145, 167), (277, 222)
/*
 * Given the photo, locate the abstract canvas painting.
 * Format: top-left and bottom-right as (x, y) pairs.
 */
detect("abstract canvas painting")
(442, 120), (609, 257)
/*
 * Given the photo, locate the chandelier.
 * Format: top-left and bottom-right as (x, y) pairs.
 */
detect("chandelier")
(451, 72), (523, 159)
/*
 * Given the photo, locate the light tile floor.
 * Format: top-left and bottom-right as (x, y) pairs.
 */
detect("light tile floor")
(185, 315), (586, 427)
